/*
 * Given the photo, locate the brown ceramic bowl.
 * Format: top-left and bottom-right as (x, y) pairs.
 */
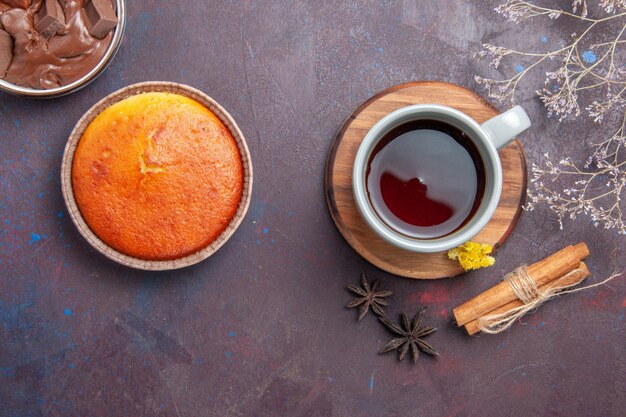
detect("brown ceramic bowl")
(61, 81), (253, 270)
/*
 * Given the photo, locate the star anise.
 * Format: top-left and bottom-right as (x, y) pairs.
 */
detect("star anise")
(379, 308), (439, 363)
(346, 273), (393, 320)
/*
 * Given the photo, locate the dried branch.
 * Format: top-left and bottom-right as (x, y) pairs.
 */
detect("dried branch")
(475, 1), (626, 234)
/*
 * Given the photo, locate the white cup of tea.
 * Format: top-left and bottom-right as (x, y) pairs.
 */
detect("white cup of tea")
(352, 104), (531, 253)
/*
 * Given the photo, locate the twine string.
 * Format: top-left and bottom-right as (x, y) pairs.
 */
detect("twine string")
(503, 265), (539, 304)
(477, 267), (622, 335)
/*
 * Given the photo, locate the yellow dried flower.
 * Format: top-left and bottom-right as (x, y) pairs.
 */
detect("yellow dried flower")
(447, 241), (495, 271)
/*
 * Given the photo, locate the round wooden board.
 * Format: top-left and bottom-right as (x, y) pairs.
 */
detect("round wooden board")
(325, 81), (527, 279)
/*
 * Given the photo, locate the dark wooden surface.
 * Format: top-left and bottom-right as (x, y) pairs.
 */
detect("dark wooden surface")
(1, 1), (624, 416)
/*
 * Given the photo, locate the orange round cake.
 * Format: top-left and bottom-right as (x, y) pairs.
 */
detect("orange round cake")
(72, 92), (244, 261)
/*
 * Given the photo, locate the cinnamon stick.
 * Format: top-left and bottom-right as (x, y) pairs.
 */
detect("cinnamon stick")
(453, 242), (589, 327)
(463, 261), (590, 335)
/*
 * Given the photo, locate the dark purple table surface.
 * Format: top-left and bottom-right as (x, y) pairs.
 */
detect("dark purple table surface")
(1, 1), (624, 416)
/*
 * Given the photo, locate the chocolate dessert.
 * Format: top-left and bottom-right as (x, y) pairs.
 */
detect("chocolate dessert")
(0, 0), (118, 89)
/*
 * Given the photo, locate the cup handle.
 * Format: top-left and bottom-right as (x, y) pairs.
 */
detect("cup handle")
(480, 105), (531, 150)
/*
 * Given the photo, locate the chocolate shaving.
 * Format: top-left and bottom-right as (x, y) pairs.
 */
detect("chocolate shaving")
(83, 0), (117, 39)
(35, 0), (65, 39)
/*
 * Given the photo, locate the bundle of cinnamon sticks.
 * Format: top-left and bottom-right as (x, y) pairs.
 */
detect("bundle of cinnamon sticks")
(453, 243), (590, 335)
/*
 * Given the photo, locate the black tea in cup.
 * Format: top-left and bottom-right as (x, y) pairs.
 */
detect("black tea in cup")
(365, 120), (486, 239)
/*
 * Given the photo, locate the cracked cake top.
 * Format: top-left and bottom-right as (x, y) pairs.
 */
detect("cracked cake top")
(71, 92), (244, 261)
